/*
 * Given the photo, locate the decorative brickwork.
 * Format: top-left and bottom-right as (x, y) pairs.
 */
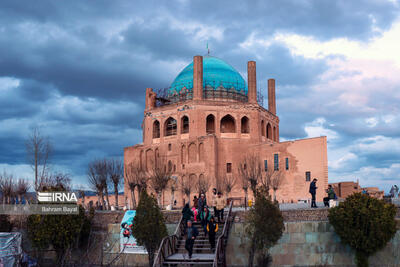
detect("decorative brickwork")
(125, 55), (329, 208)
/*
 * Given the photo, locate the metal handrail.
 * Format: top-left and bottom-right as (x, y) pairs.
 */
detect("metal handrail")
(153, 214), (185, 267)
(213, 200), (234, 267)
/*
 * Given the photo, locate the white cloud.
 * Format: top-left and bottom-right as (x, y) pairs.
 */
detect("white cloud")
(329, 152), (358, 170)
(352, 135), (400, 154)
(366, 117), (378, 127)
(0, 164), (32, 179)
(274, 20), (400, 66)
(0, 77), (20, 91)
(330, 163), (400, 192)
(304, 117), (338, 140)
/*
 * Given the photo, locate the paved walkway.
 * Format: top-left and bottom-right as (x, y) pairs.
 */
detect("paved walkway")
(231, 202), (327, 212)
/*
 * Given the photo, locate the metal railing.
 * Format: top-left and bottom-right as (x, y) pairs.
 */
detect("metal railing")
(213, 200), (234, 267)
(153, 215), (184, 267)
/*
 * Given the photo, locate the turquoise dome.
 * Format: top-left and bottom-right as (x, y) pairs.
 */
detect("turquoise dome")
(169, 56), (247, 96)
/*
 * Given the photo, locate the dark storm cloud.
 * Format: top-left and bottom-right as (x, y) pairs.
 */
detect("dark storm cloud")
(120, 20), (200, 60)
(182, 0), (399, 41)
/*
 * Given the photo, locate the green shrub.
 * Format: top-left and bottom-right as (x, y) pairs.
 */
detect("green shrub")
(27, 205), (92, 265)
(328, 193), (397, 267)
(245, 188), (284, 267)
(132, 191), (168, 267)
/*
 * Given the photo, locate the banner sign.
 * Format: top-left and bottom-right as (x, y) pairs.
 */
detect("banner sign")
(120, 210), (147, 254)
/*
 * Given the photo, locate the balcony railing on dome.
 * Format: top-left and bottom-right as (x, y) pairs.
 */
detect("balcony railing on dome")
(154, 80), (264, 107)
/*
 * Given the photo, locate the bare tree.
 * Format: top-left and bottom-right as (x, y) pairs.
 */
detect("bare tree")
(239, 172), (249, 209)
(26, 127), (52, 191)
(169, 176), (178, 208)
(38, 172), (71, 191)
(238, 154), (263, 197)
(125, 162), (148, 209)
(260, 168), (274, 194)
(78, 188), (86, 208)
(0, 171), (15, 204)
(271, 169), (285, 201)
(148, 157), (172, 207)
(180, 173), (193, 204)
(221, 174), (236, 198)
(195, 174), (211, 195)
(99, 159), (111, 210)
(108, 158), (123, 209)
(16, 178), (30, 204)
(87, 160), (106, 209)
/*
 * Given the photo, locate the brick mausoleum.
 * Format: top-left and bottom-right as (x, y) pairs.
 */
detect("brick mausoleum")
(124, 55), (328, 207)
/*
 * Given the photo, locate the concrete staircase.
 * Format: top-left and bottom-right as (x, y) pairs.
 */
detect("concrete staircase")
(162, 221), (224, 266)
(153, 202), (234, 267)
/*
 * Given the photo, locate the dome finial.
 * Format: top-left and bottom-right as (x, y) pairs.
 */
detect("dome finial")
(207, 41), (210, 56)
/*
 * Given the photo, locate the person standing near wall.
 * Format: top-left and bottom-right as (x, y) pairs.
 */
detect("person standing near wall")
(215, 192), (226, 223)
(309, 178), (318, 208)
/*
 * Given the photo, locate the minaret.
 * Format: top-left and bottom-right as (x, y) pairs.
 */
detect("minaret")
(268, 79), (276, 114)
(247, 61), (257, 103)
(145, 88), (156, 110)
(193, 55), (203, 100)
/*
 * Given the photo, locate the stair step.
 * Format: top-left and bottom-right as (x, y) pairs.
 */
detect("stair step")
(177, 249), (214, 253)
(163, 262), (213, 267)
(166, 253), (214, 261)
(177, 244), (212, 248)
(177, 240), (211, 243)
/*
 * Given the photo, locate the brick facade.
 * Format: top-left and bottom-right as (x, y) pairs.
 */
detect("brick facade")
(124, 55), (329, 207)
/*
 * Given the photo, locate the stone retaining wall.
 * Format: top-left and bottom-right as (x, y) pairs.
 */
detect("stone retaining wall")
(226, 221), (400, 267)
(89, 205), (400, 229)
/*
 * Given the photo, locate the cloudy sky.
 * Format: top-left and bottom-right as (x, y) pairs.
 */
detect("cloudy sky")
(0, 0), (399, 192)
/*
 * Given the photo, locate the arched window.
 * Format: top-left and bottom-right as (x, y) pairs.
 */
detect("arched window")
(273, 126), (277, 141)
(164, 117), (177, 136)
(181, 145), (186, 163)
(220, 115), (236, 133)
(181, 116), (189, 134)
(206, 114), (215, 134)
(199, 143), (204, 162)
(145, 149), (154, 171)
(267, 123), (272, 139)
(241, 116), (250, 133)
(153, 120), (160, 138)
(155, 148), (159, 160)
(168, 160), (173, 172)
(261, 120), (266, 136)
(188, 143), (197, 163)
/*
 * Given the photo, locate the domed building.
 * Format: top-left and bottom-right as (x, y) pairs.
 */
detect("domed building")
(124, 55), (328, 207)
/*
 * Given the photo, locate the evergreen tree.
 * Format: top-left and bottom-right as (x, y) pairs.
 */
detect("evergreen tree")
(132, 190), (168, 267)
(245, 188), (284, 267)
(329, 193), (397, 267)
